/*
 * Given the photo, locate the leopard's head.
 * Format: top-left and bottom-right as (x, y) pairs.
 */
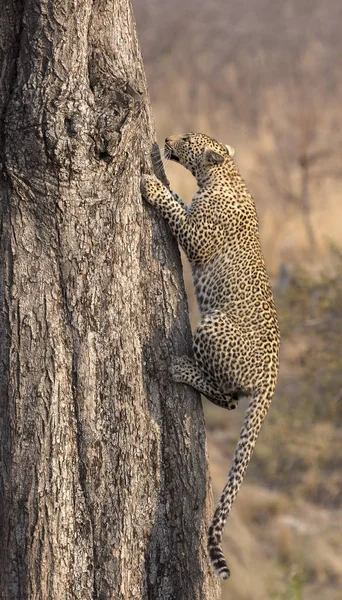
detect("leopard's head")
(164, 132), (235, 182)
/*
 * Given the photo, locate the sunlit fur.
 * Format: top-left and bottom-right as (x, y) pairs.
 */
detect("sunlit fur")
(141, 132), (280, 580)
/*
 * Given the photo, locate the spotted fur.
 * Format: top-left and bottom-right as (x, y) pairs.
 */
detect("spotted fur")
(141, 133), (280, 580)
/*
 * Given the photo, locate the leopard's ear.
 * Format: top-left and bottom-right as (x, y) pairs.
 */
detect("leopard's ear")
(203, 148), (225, 165)
(225, 144), (235, 157)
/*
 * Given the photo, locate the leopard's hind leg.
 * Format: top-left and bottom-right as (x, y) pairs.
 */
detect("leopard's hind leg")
(171, 356), (239, 410)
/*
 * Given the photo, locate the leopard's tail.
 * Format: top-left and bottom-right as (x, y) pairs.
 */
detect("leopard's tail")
(208, 393), (271, 579)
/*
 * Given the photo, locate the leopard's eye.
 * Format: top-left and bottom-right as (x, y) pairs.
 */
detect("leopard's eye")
(181, 135), (190, 142)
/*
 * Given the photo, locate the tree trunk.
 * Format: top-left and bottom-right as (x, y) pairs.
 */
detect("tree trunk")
(0, 1), (221, 599)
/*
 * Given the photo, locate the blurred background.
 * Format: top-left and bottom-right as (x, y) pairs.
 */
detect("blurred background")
(133, 1), (342, 597)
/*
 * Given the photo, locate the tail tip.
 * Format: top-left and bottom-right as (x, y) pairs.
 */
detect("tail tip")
(210, 552), (231, 580)
(215, 565), (230, 580)
(208, 532), (230, 580)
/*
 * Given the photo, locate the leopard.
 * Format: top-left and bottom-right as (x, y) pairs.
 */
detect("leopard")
(140, 132), (280, 580)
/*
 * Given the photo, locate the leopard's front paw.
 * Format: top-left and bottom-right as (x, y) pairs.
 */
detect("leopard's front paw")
(140, 174), (165, 206)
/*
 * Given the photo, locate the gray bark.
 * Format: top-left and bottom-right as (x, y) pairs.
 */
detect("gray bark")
(0, 1), (221, 599)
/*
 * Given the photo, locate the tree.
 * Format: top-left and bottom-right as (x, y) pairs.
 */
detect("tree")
(256, 74), (342, 253)
(0, 1), (221, 598)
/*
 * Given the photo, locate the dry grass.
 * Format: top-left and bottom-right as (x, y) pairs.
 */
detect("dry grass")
(208, 433), (342, 600)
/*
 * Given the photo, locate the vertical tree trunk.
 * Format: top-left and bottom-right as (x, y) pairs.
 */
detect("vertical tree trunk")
(0, 1), (221, 599)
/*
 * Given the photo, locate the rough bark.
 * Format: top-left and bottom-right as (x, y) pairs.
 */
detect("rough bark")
(0, 1), (221, 599)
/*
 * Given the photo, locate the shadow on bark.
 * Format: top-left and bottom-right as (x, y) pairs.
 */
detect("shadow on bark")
(142, 306), (210, 598)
